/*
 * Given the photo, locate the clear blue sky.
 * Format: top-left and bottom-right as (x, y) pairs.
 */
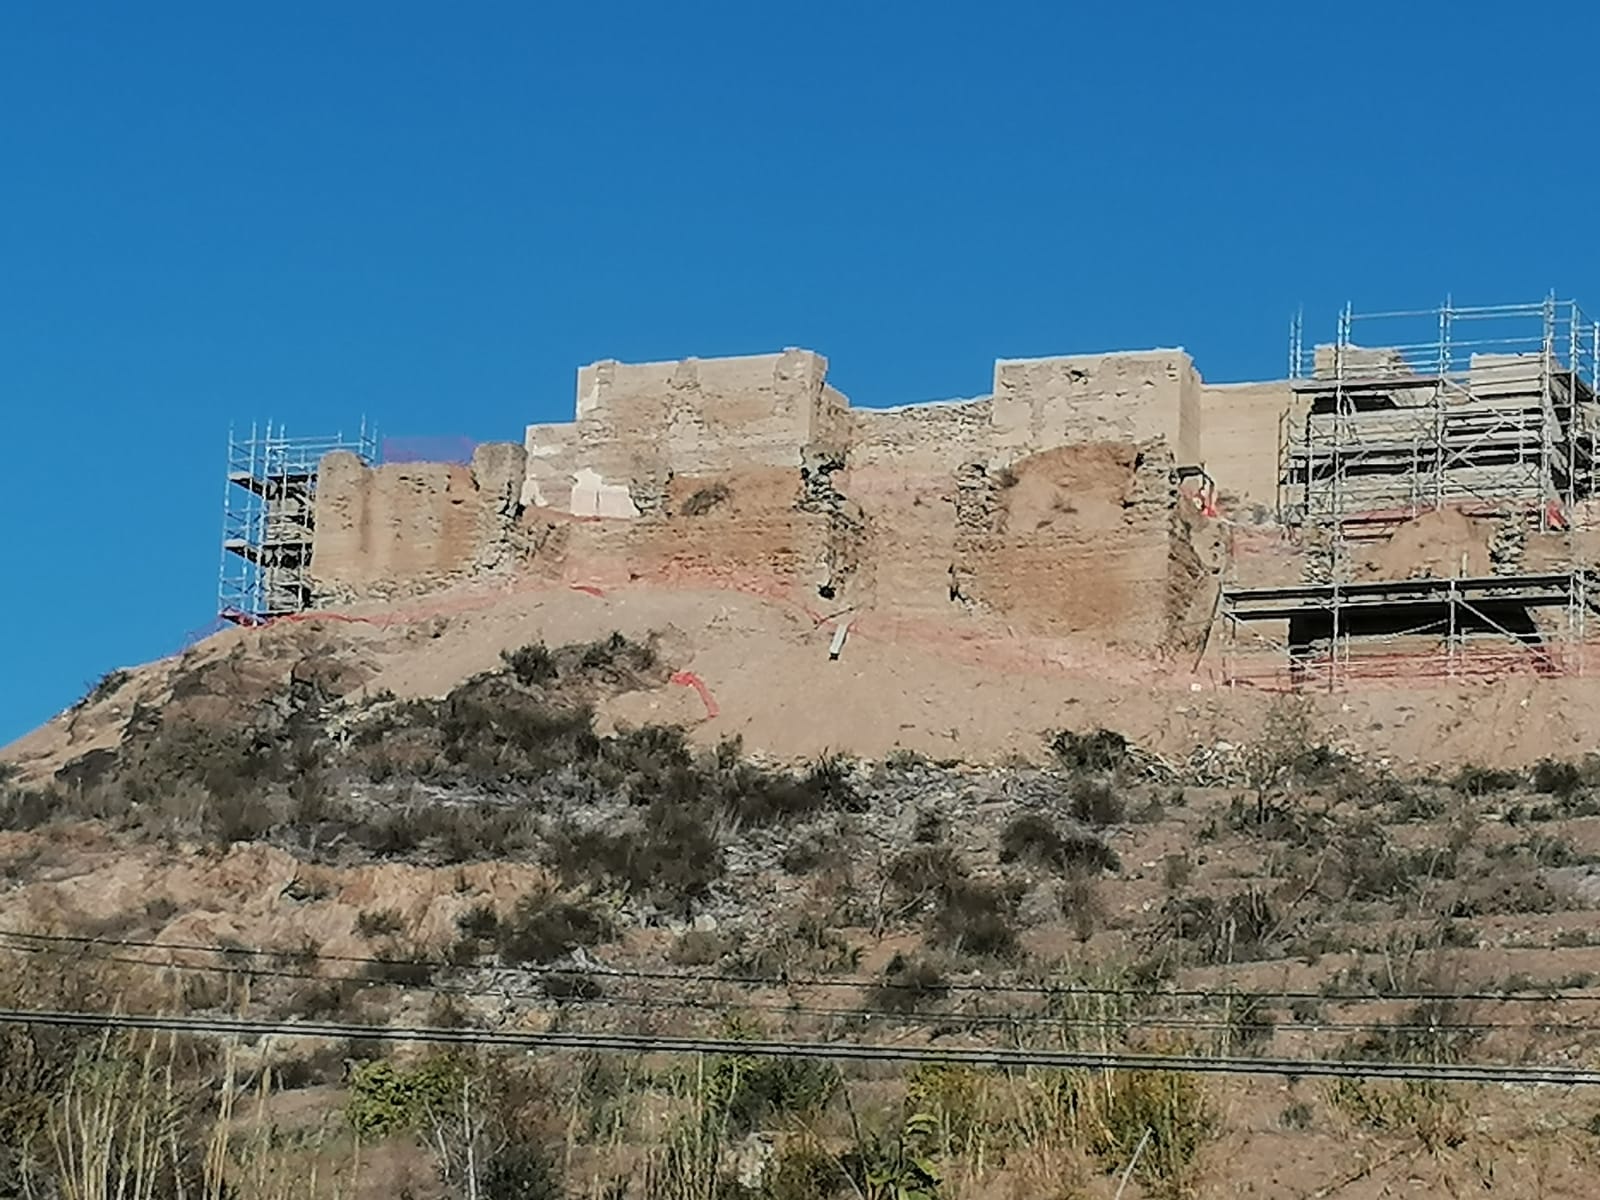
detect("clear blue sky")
(3, 1), (1597, 743)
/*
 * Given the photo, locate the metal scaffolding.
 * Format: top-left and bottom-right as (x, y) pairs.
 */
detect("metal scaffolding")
(1280, 297), (1599, 532)
(1225, 296), (1600, 687)
(219, 421), (378, 625)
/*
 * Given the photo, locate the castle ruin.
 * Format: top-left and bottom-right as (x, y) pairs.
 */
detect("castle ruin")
(220, 297), (1600, 687)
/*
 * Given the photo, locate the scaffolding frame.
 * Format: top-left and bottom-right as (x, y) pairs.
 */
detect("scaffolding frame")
(1281, 297), (1599, 531)
(1226, 296), (1600, 687)
(219, 421), (378, 625)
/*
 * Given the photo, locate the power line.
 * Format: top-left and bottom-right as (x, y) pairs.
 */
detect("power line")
(1, 1007), (1594, 1088)
(6, 939), (1569, 1039)
(4, 927), (1590, 1006)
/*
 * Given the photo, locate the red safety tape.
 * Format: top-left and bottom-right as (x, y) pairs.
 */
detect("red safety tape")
(669, 671), (719, 719)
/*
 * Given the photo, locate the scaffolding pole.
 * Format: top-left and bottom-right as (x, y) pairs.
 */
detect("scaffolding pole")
(1265, 296), (1600, 685)
(218, 420), (378, 624)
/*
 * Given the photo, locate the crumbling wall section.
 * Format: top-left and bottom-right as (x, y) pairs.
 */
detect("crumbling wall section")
(957, 441), (1204, 651)
(310, 444), (529, 604)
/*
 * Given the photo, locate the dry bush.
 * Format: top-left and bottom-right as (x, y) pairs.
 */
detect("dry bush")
(886, 844), (966, 902)
(1451, 764), (1520, 798)
(496, 887), (614, 965)
(999, 812), (1120, 875)
(931, 876), (1025, 961)
(680, 482), (731, 517)
(1050, 728), (1128, 771)
(500, 642), (557, 686)
(719, 755), (864, 826)
(548, 797), (724, 911)
(1153, 888), (1277, 965)
(1067, 778), (1127, 826)
(355, 907), (405, 938)
(868, 953), (950, 1013)
(0, 785), (56, 832)
(1059, 876), (1105, 942)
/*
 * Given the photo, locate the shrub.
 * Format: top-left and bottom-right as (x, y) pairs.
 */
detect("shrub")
(911, 808), (948, 844)
(1531, 757), (1600, 798)
(1087, 1063), (1216, 1197)
(1156, 889), (1276, 965)
(766, 1136), (849, 1200)
(1162, 853), (1193, 891)
(356, 908), (405, 939)
(362, 952), (435, 987)
(576, 631), (658, 674)
(455, 903), (501, 941)
(496, 889), (614, 964)
(80, 669), (131, 708)
(780, 834), (828, 875)
(931, 877), (1024, 960)
(603, 723), (695, 782)
(1279, 1101), (1313, 1130)
(1451, 764), (1520, 798)
(210, 792), (275, 845)
(479, 1142), (564, 1200)
(500, 642), (557, 686)
(997, 812), (1120, 875)
(1050, 728), (1127, 771)
(680, 483), (732, 517)
(1243, 696), (1350, 790)
(435, 678), (599, 784)
(1059, 876), (1104, 942)
(668, 930), (730, 966)
(712, 1054), (840, 1135)
(1067, 779), (1126, 826)
(0, 786), (55, 832)
(549, 797), (724, 909)
(885, 748), (933, 771)
(1351, 999), (1481, 1064)
(1330, 821), (1424, 901)
(886, 844), (967, 902)
(542, 971), (604, 1001)
(119, 715), (273, 806)
(869, 953), (950, 1013)
(723, 756), (863, 825)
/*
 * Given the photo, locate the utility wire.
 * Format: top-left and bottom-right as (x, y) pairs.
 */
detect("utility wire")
(4, 927), (1590, 1006)
(5, 939), (1570, 1039)
(1, 1008), (1595, 1088)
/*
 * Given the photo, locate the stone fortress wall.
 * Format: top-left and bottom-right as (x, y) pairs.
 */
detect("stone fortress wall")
(305, 342), (1320, 657)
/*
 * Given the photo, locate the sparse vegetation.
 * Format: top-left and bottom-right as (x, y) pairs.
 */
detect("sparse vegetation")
(9, 625), (1600, 1196)
(1067, 777), (1126, 826)
(496, 887), (614, 964)
(79, 668), (130, 708)
(1049, 727), (1127, 771)
(869, 953), (950, 1013)
(998, 811), (1120, 875)
(355, 907), (405, 938)
(680, 482), (732, 516)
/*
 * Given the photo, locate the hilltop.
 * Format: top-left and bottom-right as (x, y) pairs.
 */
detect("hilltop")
(6, 580), (1600, 1198)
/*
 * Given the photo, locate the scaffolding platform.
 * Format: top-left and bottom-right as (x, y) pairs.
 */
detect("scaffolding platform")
(219, 421), (377, 624)
(1279, 299), (1600, 530)
(1225, 573), (1582, 623)
(1221, 570), (1599, 686)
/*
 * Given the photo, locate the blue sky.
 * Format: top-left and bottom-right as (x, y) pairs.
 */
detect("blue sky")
(3, 1), (1598, 743)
